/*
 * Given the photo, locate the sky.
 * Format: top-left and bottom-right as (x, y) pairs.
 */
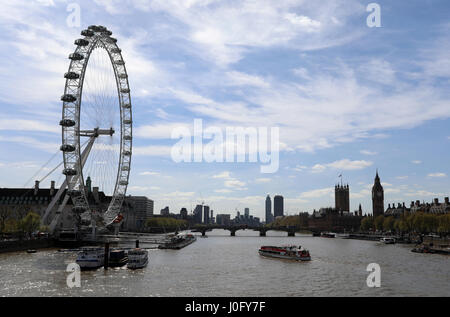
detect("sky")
(0, 0), (449, 221)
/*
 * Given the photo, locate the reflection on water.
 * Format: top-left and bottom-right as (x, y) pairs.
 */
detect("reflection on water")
(0, 229), (449, 296)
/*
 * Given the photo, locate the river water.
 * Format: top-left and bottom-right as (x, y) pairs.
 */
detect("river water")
(0, 229), (449, 297)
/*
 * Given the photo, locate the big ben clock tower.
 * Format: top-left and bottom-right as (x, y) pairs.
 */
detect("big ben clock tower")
(372, 170), (384, 217)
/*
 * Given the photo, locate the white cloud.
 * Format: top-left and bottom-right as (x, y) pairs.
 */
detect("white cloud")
(3, 1), (449, 157)
(351, 187), (371, 199)
(214, 189), (232, 193)
(0, 135), (58, 153)
(35, 0), (55, 7)
(212, 171), (247, 191)
(293, 165), (308, 172)
(311, 164), (327, 173)
(225, 71), (269, 88)
(360, 150), (377, 156)
(292, 67), (311, 80)
(154, 108), (169, 119)
(162, 191), (196, 198)
(326, 159), (373, 170)
(311, 159), (373, 173)
(96, 0), (364, 66)
(254, 178), (271, 183)
(133, 145), (172, 157)
(213, 171), (231, 179)
(135, 122), (191, 139)
(427, 173), (446, 178)
(224, 179), (246, 190)
(359, 59), (396, 84)
(411, 160), (422, 164)
(404, 190), (446, 197)
(284, 13), (321, 32)
(299, 187), (333, 199)
(0, 119), (59, 133)
(128, 185), (151, 192)
(139, 171), (161, 176)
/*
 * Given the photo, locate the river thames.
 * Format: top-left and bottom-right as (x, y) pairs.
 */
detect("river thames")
(0, 230), (449, 296)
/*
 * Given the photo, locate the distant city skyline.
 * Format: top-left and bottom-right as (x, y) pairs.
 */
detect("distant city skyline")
(0, 1), (449, 221)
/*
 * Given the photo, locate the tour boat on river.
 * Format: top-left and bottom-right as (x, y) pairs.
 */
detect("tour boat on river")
(158, 233), (197, 249)
(76, 247), (105, 270)
(127, 248), (148, 269)
(259, 245), (311, 261)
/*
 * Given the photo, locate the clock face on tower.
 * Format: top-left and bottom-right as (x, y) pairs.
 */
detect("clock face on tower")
(377, 191), (382, 197)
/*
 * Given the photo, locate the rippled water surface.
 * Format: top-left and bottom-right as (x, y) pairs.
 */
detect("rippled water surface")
(0, 230), (449, 296)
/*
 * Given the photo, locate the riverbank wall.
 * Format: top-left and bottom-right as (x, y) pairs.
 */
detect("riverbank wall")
(0, 239), (55, 254)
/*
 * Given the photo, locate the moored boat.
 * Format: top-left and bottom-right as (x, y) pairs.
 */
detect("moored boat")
(108, 249), (128, 267)
(380, 237), (396, 244)
(76, 247), (105, 270)
(321, 232), (336, 238)
(127, 248), (148, 269)
(259, 245), (311, 261)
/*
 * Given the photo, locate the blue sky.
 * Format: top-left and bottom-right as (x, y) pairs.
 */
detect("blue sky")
(0, 0), (449, 220)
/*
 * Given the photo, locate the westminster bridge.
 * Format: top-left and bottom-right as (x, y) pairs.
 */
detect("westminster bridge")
(190, 224), (321, 237)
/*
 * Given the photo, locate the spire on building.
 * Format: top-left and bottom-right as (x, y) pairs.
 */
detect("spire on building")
(372, 170), (384, 217)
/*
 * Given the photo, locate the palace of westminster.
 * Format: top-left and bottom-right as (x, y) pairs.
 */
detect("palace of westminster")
(330, 170), (449, 218)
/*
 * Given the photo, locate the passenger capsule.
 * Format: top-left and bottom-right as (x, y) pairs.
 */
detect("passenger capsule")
(101, 30), (113, 36)
(60, 144), (76, 152)
(59, 119), (76, 127)
(74, 39), (89, 46)
(120, 88), (130, 94)
(106, 37), (117, 44)
(111, 48), (122, 54)
(118, 73), (128, 79)
(69, 53), (84, 61)
(61, 94), (77, 102)
(123, 119), (132, 124)
(119, 181), (128, 186)
(62, 168), (77, 176)
(64, 72), (79, 79)
(121, 166), (130, 171)
(124, 135), (132, 140)
(88, 25), (103, 32)
(122, 103), (131, 108)
(81, 29), (94, 37)
(123, 151), (131, 156)
(115, 60), (125, 65)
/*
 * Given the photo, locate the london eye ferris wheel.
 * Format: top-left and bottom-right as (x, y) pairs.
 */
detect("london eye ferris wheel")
(60, 25), (132, 229)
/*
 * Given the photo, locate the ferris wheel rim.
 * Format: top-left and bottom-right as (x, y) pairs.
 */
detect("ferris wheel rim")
(60, 25), (132, 226)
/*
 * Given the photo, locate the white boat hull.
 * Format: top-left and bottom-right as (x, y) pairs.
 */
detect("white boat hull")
(127, 248), (149, 269)
(76, 259), (104, 269)
(127, 258), (148, 269)
(259, 250), (311, 261)
(76, 248), (105, 269)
